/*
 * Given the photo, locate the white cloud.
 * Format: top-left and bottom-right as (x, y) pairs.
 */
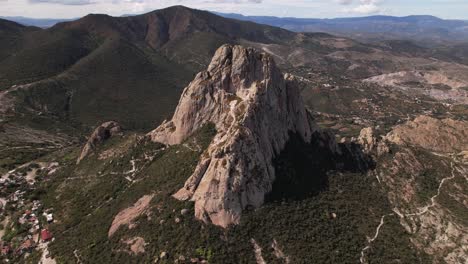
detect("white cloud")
(351, 4), (379, 14)
(29, 0), (95, 5)
(343, 0), (383, 15)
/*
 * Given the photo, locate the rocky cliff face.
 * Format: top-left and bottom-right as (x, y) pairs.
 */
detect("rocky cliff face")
(148, 44), (320, 227)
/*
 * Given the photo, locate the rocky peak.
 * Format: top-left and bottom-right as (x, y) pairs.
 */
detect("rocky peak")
(77, 121), (122, 164)
(148, 44), (318, 227)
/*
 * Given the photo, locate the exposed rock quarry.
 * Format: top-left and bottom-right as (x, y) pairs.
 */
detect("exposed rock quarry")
(148, 44), (318, 227)
(77, 121), (122, 164)
(365, 71), (468, 89)
(364, 70), (468, 103)
(385, 115), (468, 153)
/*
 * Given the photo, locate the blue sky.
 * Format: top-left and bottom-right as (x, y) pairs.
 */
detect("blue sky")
(0, 0), (467, 19)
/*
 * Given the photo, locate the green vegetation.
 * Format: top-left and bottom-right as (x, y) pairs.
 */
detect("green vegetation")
(0, 29), (97, 89)
(0, 143), (49, 171)
(28, 124), (425, 263)
(416, 169), (441, 201)
(437, 175), (468, 226)
(411, 149), (448, 204)
(366, 214), (431, 263)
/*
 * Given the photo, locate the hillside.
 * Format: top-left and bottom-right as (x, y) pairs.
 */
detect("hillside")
(0, 5), (467, 263)
(1, 5), (466, 196)
(0, 6), (300, 132)
(0, 19), (39, 61)
(2, 6), (466, 134)
(0, 44), (465, 264)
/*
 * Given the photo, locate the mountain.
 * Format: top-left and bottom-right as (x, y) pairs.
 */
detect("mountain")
(0, 6), (467, 264)
(0, 19), (40, 60)
(1, 5), (466, 190)
(217, 13), (468, 45)
(6, 12), (468, 45)
(0, 16), (74, 28)
(148, 45), (357, 227)
(2, 6), (466, 134)
(0, 6), (300, 132)
(2, 44), (464, 264)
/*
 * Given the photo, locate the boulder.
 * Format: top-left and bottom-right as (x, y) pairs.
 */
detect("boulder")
(77, 121), (122, 164)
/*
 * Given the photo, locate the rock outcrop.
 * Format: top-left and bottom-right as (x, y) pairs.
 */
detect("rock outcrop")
(77, 121), (122, 164)
(108, 194), (154, 237)
(148, 44), (318, 227)
(385, 115), (468, 153)
(357, 127), (389, 157)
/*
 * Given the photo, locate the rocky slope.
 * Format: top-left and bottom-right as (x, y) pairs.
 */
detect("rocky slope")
(149, 44), (322, 227)
(386, 115), (468, 153)
(355, 116), (468, 263)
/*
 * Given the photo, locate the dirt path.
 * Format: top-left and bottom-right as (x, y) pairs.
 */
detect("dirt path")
(360, 161), (461, 263)
(402, 162), (457, 218)
(250, 238), (266, 264)
(359, 213), (394, 264)
(38, 242), (56, 264)
(73, 249), (83, 264)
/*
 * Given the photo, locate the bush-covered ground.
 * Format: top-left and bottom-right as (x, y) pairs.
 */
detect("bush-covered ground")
(26, 125), (430, 263)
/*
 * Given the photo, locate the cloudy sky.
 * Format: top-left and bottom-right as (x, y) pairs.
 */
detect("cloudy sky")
(0, 0), (467, 19)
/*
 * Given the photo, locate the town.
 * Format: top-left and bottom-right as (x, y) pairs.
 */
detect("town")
(0, 161), (58, 262)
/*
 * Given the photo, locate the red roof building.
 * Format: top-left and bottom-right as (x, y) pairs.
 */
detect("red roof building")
(41, 229), (53, 242)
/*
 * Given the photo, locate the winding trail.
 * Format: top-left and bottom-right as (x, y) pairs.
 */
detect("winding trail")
(359, 213), (394, 263)
(360, 161), (461, 263)
(73, 249), (83, 264)
(404, 162), (457, 217)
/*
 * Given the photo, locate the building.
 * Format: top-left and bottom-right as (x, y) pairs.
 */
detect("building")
(41, 229), (53, 242)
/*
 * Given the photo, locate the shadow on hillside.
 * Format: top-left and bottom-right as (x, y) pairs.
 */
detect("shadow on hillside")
(265, 131), (374, 202)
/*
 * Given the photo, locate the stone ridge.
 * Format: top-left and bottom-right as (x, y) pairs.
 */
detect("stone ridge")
(148, 44), (318, 227)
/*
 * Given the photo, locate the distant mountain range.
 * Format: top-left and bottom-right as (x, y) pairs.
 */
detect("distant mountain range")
(3, 13), (468, 45)
(216, 13), (468, 45)
(0, 16), (75, 28)
(1, 6), (467, 132)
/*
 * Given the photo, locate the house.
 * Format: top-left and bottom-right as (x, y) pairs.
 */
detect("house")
(28, 216), (37, 223)
(41, 229), (53, 242)
(16, 239), (35, 255)
(45, 213), (53, 223)
(1, 245), (11, 255)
